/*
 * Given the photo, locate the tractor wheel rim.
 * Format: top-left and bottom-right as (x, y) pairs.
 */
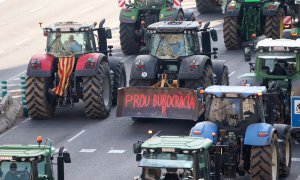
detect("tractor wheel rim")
(272, 144), (278, 180)
(286, 139), (290, 166)
(103, 73), (110, 106)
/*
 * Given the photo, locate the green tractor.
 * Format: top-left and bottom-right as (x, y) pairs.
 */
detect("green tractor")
(240, 38), (300, 139)
(0, 136), (71, 180)
(223, 0), (294, 49)
(119, 0), (196, 55)
(133, 135), (223, 180)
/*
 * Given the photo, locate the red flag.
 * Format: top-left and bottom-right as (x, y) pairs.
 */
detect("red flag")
(52, 56), (75, 96)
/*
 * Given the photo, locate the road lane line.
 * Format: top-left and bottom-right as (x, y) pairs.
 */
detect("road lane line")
(29, 6), (43, 13)
(7, 70), (26, 82)
(67, 130), (85, 142)
(229, 71), (236, 77)
(107, 149), (126, 153)
(292, 157), (300, 162)
(0, 118), (31, 138)
(16, 38), (30, 46)
(80, 149), (96, 153)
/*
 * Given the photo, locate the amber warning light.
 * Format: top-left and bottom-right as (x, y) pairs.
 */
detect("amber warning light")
(37, 136), (43, 145)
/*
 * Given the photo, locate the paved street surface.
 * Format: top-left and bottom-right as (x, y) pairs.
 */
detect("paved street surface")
(0, 0), (299, 179)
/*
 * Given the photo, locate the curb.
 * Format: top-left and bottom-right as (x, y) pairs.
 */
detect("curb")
(0, 93), (22, 133)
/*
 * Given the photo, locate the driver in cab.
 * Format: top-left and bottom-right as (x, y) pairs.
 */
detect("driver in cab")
(64, 35), (81, 53)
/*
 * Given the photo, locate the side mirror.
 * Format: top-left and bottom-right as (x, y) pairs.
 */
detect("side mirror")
(133, 142), (142, 154)
(105, 28), (112, 39)
(210, 29), (218, 42)
(244, 47), (251, 62)
(63, 152), (71, 163)
(136, 154), (142, 162)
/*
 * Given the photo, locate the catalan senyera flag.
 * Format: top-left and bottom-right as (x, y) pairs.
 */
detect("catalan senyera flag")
(52, 56), (76, 96)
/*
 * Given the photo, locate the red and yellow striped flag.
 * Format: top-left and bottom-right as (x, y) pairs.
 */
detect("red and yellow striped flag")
(52, 56), (75, 96)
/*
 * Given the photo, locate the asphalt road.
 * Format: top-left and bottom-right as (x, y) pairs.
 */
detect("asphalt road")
(0, 0), (299, 180)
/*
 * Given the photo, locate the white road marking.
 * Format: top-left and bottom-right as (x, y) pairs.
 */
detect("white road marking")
(229, 71), (236, 77)
(297, 174), (300, 180)
(81, 7), (94, 14)
(67, 130), (85, 142)
(7, 70), (26, 82)
(295, 139), (299, 145)
(107, 149), (126, 153)
(7, 89), (21, 93)
(55, 148), (68, 153)
(182, 5), (196, 9)
(292, 157), (300, 162)
(0, 118), (31, 138)
(16, 38), (30, 46)
(29, 6), (43, 13)
(80, 149), (96, 153)
(0, 83), (19, 87)
(12, 95), (22, 99)
(182, 2), (196, 5)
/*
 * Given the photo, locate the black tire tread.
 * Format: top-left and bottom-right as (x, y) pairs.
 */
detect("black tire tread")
(120, 23), (141, 55)
(265, 9), (283, 39)
(112, 62), (127, 106)
(184, 65), (214, 90)
(223, 16), (241, 49)
(82, 62), (112, 119)
(25, 77), (55, 119)
(196, 0), (216, 14)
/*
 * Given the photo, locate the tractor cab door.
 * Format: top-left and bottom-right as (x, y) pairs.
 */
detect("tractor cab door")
(37, 156), (54, 180)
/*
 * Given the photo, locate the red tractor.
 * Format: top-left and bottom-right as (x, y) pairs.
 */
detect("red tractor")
(25, 20), (127, 119)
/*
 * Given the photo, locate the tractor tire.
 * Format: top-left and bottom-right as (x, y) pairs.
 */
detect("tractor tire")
(82, 61), (112, 119)
(112, 62), (127, 106)
(184, 65), (214, 90)
(250, 133), (279, 180)
(279, 132), (291, 177)
(215, 66), (229, 85)
(25, 77), (56, 119)
(129, 79), (155, 87)
(196, 0), (216, 14)
(265, 9), (284, 39)
(223, 16), (241, 49)
(120, 23), (141, 55)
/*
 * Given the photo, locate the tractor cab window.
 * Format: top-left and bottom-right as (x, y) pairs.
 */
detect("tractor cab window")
(0, 161), (32, 180)
(139, 152), (205, 179)
(47, 32), (96, 57)
(258, 53), (296, 76)
(136, 0), (165, 8)
(37, 157), (53, 180)
(150, 33), (194, 59)
(208, 98), (260, 127)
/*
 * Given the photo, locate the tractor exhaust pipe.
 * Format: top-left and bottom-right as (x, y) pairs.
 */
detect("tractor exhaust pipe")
(57, 146), (65, 180)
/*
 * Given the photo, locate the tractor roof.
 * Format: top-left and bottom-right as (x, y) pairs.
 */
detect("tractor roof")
(44, 21), (95, 32)
(147, 21), (200, 33)
(205, 85), (267, 98)
(0, 145), (55, 160)
(256, 38), (300, 51)
(142, 136), (212, 150)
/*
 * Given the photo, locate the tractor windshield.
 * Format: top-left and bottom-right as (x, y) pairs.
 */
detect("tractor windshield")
(136, 0), (165, 9)
(46, 32), (96, 57)
(0, 161), (32, 180)
(258, 53), (297, 76)
(150, 33), (195, 59)
(139, 152), (207, 179)
(208, 98), (260, 127)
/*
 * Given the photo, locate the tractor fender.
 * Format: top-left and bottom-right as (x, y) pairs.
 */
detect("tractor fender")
(263, 2), (281, 16)
(182, 10), (195, 21)
(225, 1), (242, 16)
(235, 75), (264, 86)
(159, 7), (183, 21)
(211, 60), (227, 85)
(27, 54), (55, 77)
(178, 55), (212, 80)
(244, 123), (276, 146)
(291, 79), (300, 96)
(190, 121), (218, 144)
(75, 53), (108, 77)
(119, 8), (139, 23)
(130, 55), (158, 80)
